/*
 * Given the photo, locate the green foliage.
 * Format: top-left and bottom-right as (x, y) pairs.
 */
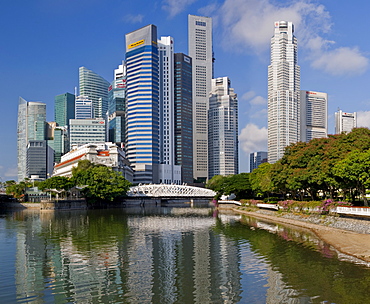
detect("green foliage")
(5, 180), (32, 200)
(333, 150), (370, 206)
(206, 173), (253, 200)
(71, 159), (98, 176)
(38, 176), (73, 192)
(206, 175), (226, 199)
(249, 128), (370, 206)
(250, 163), (274, 196)
(72, 165), (131, 203)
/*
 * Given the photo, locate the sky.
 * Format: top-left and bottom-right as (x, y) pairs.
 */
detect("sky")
(1, 0), (370, 182)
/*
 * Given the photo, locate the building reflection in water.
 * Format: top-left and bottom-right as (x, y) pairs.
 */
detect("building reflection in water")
(13, 209), (245, 303)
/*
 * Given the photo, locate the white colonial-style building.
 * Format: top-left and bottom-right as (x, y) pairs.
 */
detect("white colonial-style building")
(52, 142), (133, 183)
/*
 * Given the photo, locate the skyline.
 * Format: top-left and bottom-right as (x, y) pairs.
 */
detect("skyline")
(2, 0), (370, 181)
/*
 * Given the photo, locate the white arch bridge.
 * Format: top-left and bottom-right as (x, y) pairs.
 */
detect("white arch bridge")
(127, 184), (216, 199)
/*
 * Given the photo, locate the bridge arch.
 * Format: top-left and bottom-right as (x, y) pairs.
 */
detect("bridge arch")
(127, 184), (216, 198)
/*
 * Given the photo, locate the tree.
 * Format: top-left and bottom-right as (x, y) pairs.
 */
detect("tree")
(71, 159), (97, 176)
(5, 180), (31, 200)
(72, 166), (131, 203)
(206, 175), (227, 199)
(250, 163), (274, 198)
(333, 150), (370, 206)
(223, 173), (253, 200)
(38, 176), (73, 191)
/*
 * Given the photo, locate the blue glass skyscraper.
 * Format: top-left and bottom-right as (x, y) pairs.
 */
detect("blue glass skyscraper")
(125, 24), (159, 184)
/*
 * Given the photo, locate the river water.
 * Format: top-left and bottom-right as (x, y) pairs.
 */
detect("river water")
(1, 206), (370, 304)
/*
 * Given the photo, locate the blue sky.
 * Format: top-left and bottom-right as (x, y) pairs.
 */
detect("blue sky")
(1, 0), (370, 181)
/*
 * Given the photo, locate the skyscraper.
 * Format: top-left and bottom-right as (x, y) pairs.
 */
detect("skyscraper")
(250, 151), (268, 173)
(108, 62), (126, 146)
(300, 90), (328, 142)
(79, 66), (110, 119)
(125, 24), (160, 184)
(54, 92), (75, 127)
(208, 77), (238, 179)
(157, 36), (181, 184)
(17, 97), (47, 181)
(188, 15), (213, 183)
(174, 53), (193, 184)
(75, 95), (94, 119)
(268, 21), (300, 163)
(335, 110), (357, 134)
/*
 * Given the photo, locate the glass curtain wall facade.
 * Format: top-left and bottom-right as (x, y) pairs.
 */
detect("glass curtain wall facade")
(17, 98), (47, 181)
(108, 63), (126, 146)
(54, 93), (75, 127)
(79, 66), (110, 119)
(208, 77), (238, 179)
(268, 21), (300, 163)
(188, 15), (213, 183)
(75, 96), (94, 119)
(174, 53), (193, 184)
(125, 24), (160, 184)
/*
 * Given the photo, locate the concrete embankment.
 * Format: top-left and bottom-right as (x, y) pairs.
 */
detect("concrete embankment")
(233, 208), (370, 264)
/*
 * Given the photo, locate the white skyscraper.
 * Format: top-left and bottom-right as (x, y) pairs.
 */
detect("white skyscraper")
(158, 36), (181, 184)
(335, 110), (357, 134)
(188, 15), (213, 183)
(300, 90), (328, 142)
(268, 21), (300, 163)
(208, 77), (238, 179)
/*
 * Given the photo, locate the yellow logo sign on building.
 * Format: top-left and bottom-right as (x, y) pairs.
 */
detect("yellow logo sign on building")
(128, 39), (145, 49)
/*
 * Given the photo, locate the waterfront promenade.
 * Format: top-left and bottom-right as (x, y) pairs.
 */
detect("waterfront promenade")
(234, 208), (370, 264)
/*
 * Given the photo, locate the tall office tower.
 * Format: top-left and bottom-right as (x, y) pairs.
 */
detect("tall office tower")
(69, 118), (106, 149)
(79, 66), (109, 119)
(26, 140), (54, 180)
(174, 53), (193, 184)
(108, 62), (126, 146)
(188, 15), (213, 183)
(75, 95), (94, 119)
(249, 151), (268, 173)
(208, 77), (238, 179)
(268, 21), (300, 163)
(335, 110), (357, 134)
(158, 36), (181, 184)
(54, 93), (75, 127)
(125, 24), (160, 184)
(17, 97), (47, 181)
(300, 90), (328, 142)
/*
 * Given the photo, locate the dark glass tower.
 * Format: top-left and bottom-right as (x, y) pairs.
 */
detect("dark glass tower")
(54, 93), (75, 127)
(174, 53), (193, 184)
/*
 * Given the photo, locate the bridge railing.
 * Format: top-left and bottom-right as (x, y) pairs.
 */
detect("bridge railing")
(127, 184), (216, 198)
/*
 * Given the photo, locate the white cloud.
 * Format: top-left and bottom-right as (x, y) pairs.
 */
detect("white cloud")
(250, 96), (266, 106)
(241, 91), (266, 105)
(357, 111), (370, 128)
(311, 47), (368, 76)
(214, 0), (368, 75)
(241, 91), (256, 101)
(239, 123), (268, 157)
(162, 0), (197, 18)
(198, 3), (218, 17)
(124, 14), (144, 24)
(216, 0), (331, 53)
